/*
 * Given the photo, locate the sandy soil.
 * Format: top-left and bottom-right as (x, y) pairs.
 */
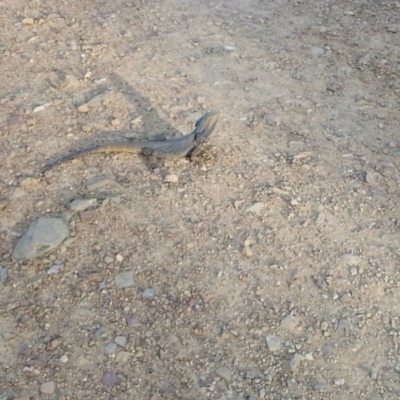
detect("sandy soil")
(1, 0), (400, 399)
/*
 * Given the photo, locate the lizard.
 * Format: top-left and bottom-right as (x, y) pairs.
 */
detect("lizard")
(43, 111), (219, 171)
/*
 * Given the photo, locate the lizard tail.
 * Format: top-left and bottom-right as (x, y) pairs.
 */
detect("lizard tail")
(43, 142), (142, 170)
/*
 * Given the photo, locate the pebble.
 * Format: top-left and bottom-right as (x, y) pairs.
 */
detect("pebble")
(246, 202), (264, 214)
(116, 254), (123, 262)
(280, 314), (299, 331)
(333, 378), (345, 386)
(86, 176), (115, 191)
(22, 18), (35, 25)
(242, 246), (253, 258)
(313, 383), (325, 391)
(288, 353), (304, 371)
(164, 174), (179, 183)
(59, 355), (68, 363)
(116, 351), (131, 362)
(65, 74), (79, 87)
(0, 266), (8, 282)
(19, 177), (39, 187)
(142, 288), (156, 299)
(104, 257), (114, 264)
(40, 381), (56, 395)
(350, 267), (358, 275)
(126, 316), (141, 326)
(101, 371), (119, 387)
(215, 366), (232, 382)
(11, 188), (26, 199)
(0, 198), (9, 210)
(340, 292), (352, 302)
(2, 331), (16, 340)
(266, 335), (281, 352)
(310, 46), (324, 56)
(79, 210), (96, 223)
(69, 198), (97, 212)
(115, 271), (134, 288)
(111, 118), (121, 126)
(114, 336), (127, 347)
(12, 217), (69, 261)
(340, 254), (361, 266)
(104, 343), (118, 353)
(47, 263), (64, 274)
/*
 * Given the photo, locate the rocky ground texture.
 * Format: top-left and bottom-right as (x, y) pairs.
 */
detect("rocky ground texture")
(1, 0), (400, 399)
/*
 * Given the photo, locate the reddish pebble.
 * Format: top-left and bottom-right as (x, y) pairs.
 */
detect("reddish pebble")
(40, 381), (56, 394)
(187, 298), (197, 307)
(79, 210), (96, 223)
(101, 371), (118, 386)
(126, 316), (141, 327)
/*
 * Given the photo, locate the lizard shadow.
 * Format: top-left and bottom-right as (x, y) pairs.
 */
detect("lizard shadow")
(45, 72), (186, 167)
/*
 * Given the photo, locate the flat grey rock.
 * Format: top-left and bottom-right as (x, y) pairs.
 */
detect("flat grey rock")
(12, 217), (69, 260)
(115, 271), (134, 288)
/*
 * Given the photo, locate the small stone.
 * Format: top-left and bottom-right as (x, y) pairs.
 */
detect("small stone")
(22, 18), (35, 25)
(288, 353), (304, 371)
(350, 267), (357, 276)
(305, 353), (314, 361)
(245, 369), (256, 379)
(242, 246), (253, 258)
(12, 217), (69, 261)
(126, 316), (141, 326)
(115, 271), (134, 289)
(266, 335), (281, 352)
(142, 288), (156, 299)
(246, 202), (264, 214)
(0, 198), (9, 210)
(47, 263), (64, 275)
(33, 104), (50, 113)
(11, 188), (26, 199)
(101, 371), (118, 387)
(0, 266), (8, 282)
(77, 104), (90, 113)
(79, 210), (96, 223)
(65, 74), (79, 87)
(116, 351), (131, 362)
(340, 292), (352, 302)
(51, 339), (61, 349)
(40, 381), (56, 395)
(280, 314), (299, 331)
(116, 254), (123, 262)
(59, 355), (68, 363)
(104, 256), (114, 264)
(69, 198), (97, 212)
(2, 331), (16, 340)
(111, 118), (121, 126)
(215, 366), (232, 382)
(310, 46), (324, 56)
(26, 118), (37, 126)
(114, 336), (127, 347)
(164, 174), (178, 183)
(313, 383), (325, 391)
(340, 253), (361, 266)
(86, 176), (114, 191)
(333, 378), (345, 386)
(14, 396), (30, 400)
(315, 213), (325, 224)
(104, 343), (118, 353)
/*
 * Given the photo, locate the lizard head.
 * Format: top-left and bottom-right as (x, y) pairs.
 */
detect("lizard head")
(193, 111), (219, 142)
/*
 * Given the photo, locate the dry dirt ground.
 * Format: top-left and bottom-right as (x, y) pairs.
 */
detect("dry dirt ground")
(1, 0), (400, 399)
